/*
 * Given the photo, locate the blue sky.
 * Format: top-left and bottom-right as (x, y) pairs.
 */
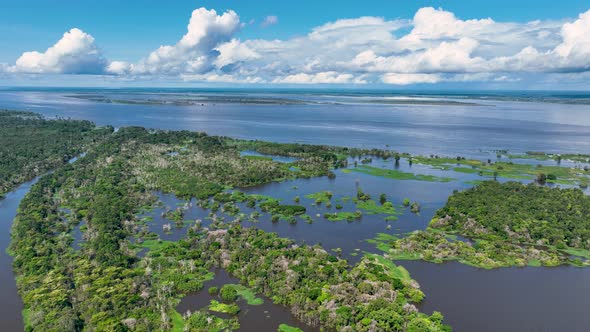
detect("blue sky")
(1, 1), (590, 88)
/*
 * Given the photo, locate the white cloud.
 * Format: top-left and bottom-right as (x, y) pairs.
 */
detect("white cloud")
(106, 61), (132, 75)
(381, 73), (440, 85)
(6, 6), (590, 86)
(555, 10), (590, 58)
(273, 71), (364, 84)
(14, 28), (107, 74)
(214, 39), (260, 68)
(261, 15), (279, 27)
(132, 7), (240, 75)
(400, 7), (494, 44)
(350, 38), (484, 74)
(397, 7), (562, 57)
(485, 9), (590, 73)
(181, 73), (265, 83)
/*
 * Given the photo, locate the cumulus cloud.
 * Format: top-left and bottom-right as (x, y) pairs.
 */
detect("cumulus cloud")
(131, 7), (240, 75)
(261, 15), (279, 27)
(214, 39), (260, 69)
(555, 10), (590, 58)
(485, 9), (590, 73)
(7, 6), (590, 85)
(14, 28), (107, 74)
(106, 61), (132, 75)
(350, 38), (484, 74)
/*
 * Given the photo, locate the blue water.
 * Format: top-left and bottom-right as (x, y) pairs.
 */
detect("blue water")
(1, 88), (590, 158)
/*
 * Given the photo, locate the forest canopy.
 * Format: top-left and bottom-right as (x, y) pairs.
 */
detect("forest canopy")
(0, 110), (111, 197)
(433, 181), (590, 249)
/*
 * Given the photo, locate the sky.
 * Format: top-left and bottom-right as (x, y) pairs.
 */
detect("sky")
(1, 0), (590, 89)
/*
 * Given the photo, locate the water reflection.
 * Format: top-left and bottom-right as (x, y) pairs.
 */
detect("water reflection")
(3, 90), (590, 157)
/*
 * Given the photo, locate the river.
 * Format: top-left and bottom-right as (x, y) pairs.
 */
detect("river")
(0, 178), (37, 331)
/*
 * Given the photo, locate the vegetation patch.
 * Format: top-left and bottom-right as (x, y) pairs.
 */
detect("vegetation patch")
(137, 239), (173, 252)
(231, 284), (264, 305)
(355, 199), (398, 215)
(278, 324), (303, 332)
(369, 181), (590, 269)
(324, 211), (362, 221)
(349, 165), (454, 182)
(208, 300), (240, 315)
(305, 191), (333, 204)
(414, 155), (590, 186)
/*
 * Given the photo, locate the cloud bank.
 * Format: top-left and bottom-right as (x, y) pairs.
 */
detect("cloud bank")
(4, 6), (590, 85)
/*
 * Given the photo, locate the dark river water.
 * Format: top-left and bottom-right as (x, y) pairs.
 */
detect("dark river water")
(1, 89), (590, 331)
(0, 178), (37, 331)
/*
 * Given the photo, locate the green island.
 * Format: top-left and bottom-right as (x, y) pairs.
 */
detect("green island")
(278, 324), (303, 332)
(344, 165), (454, 182)
(411, 155), (590, 187)
(226, 284), (263, 305)
(305, 189), (401, 222)
(208, 300), (240, 315)
(506, 151), (590, 164)
(370, 181), (590, 269)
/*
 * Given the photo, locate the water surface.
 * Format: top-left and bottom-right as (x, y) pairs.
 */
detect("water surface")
(0, 178), (38, 331)
(2, 89), (590, 158)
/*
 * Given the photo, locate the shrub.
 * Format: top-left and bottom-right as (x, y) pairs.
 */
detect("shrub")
(220, 285), (238, 302)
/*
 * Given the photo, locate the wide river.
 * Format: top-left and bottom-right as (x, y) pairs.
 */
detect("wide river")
(2, 89), (590, 158)
(1, 88), (590, 331)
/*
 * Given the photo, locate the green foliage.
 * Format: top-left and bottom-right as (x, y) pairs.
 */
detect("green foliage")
(355, 199), (398, 216)
(198, 225), (450, 331)
(278, 324), (303, 332)
(8, 119), (450, 331)
(305, 191), (333, 204)
(209, 300), (240, 315)
(410, 202), (421, 213)
(435, 181), (590, 249)
(220, 285), (238, 302)
(231, 284), (264, 305)
(349, 165), (454, 182)
(259, 199), (306, 216)
(414, 155), (590, 186)
(0, 110), (111, 196)
(324, 211), (362, 221)
(370, 181), (590, 268)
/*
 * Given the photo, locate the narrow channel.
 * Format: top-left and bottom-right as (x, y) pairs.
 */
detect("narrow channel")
(0, 178), (38, 331)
